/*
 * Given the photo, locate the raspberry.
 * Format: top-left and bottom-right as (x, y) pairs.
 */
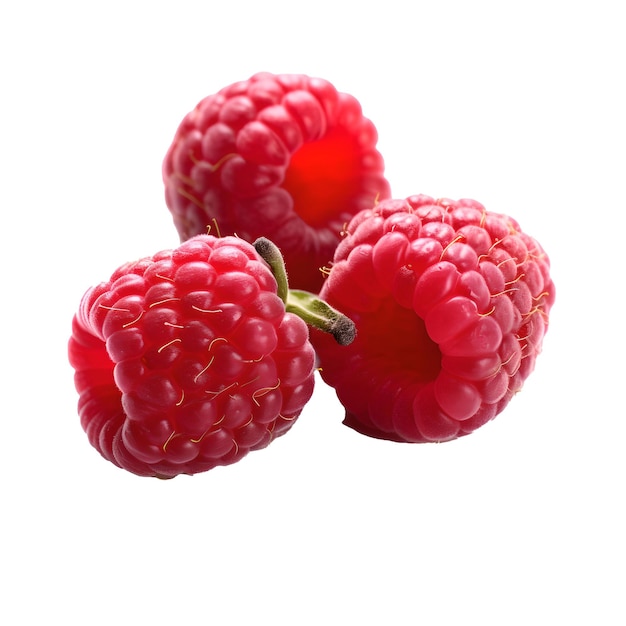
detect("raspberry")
(310, 195), (555, 443)
(68, 235), (354, 478)
(162, 72), (391, 293)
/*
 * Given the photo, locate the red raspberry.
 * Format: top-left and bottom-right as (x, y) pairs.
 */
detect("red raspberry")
(68, 235), (354, 478)
(310, 195), (556, 443)
(162, 72), (391, 293)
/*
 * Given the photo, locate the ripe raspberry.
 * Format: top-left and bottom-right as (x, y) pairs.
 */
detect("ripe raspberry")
(310, 195), (555, 443)
(162, 72), (391, 293)
(68, 235), (354, 478)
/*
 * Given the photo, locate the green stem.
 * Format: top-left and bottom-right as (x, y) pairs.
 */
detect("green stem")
(253, 237), (289, 304)
(253, 237), (356, 346)
(286, 290), (355, 346)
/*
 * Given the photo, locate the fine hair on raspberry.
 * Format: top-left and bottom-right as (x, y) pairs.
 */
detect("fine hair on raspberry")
(162, 72), (391, 293)
(310, 195), (556, 443)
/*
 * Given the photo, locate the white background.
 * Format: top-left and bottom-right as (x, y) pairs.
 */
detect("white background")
(2, 1), (624, 624)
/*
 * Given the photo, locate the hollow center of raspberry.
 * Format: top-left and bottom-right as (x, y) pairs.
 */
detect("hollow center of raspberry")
(282, 127), (363, 227)
(361, 300), (442, 382)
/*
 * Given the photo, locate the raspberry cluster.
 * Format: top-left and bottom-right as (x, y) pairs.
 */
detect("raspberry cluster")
(70, 72), (555, 478)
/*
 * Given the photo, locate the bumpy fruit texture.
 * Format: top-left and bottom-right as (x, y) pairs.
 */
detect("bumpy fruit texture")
(162, 72), (391, 293)
(311, 195), (555, 443)
(68, 235), (316, 478)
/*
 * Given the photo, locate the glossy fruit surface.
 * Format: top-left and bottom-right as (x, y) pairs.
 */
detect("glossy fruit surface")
(69, 235), (316, 477)
(163, 72), (391, 292)
(310, 195), (555, 443)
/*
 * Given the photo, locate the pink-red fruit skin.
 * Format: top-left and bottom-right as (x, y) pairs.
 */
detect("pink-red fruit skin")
(162, 72), (391, 293)
(310, 195), (555, 443)
(68, 235), (315, 478)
